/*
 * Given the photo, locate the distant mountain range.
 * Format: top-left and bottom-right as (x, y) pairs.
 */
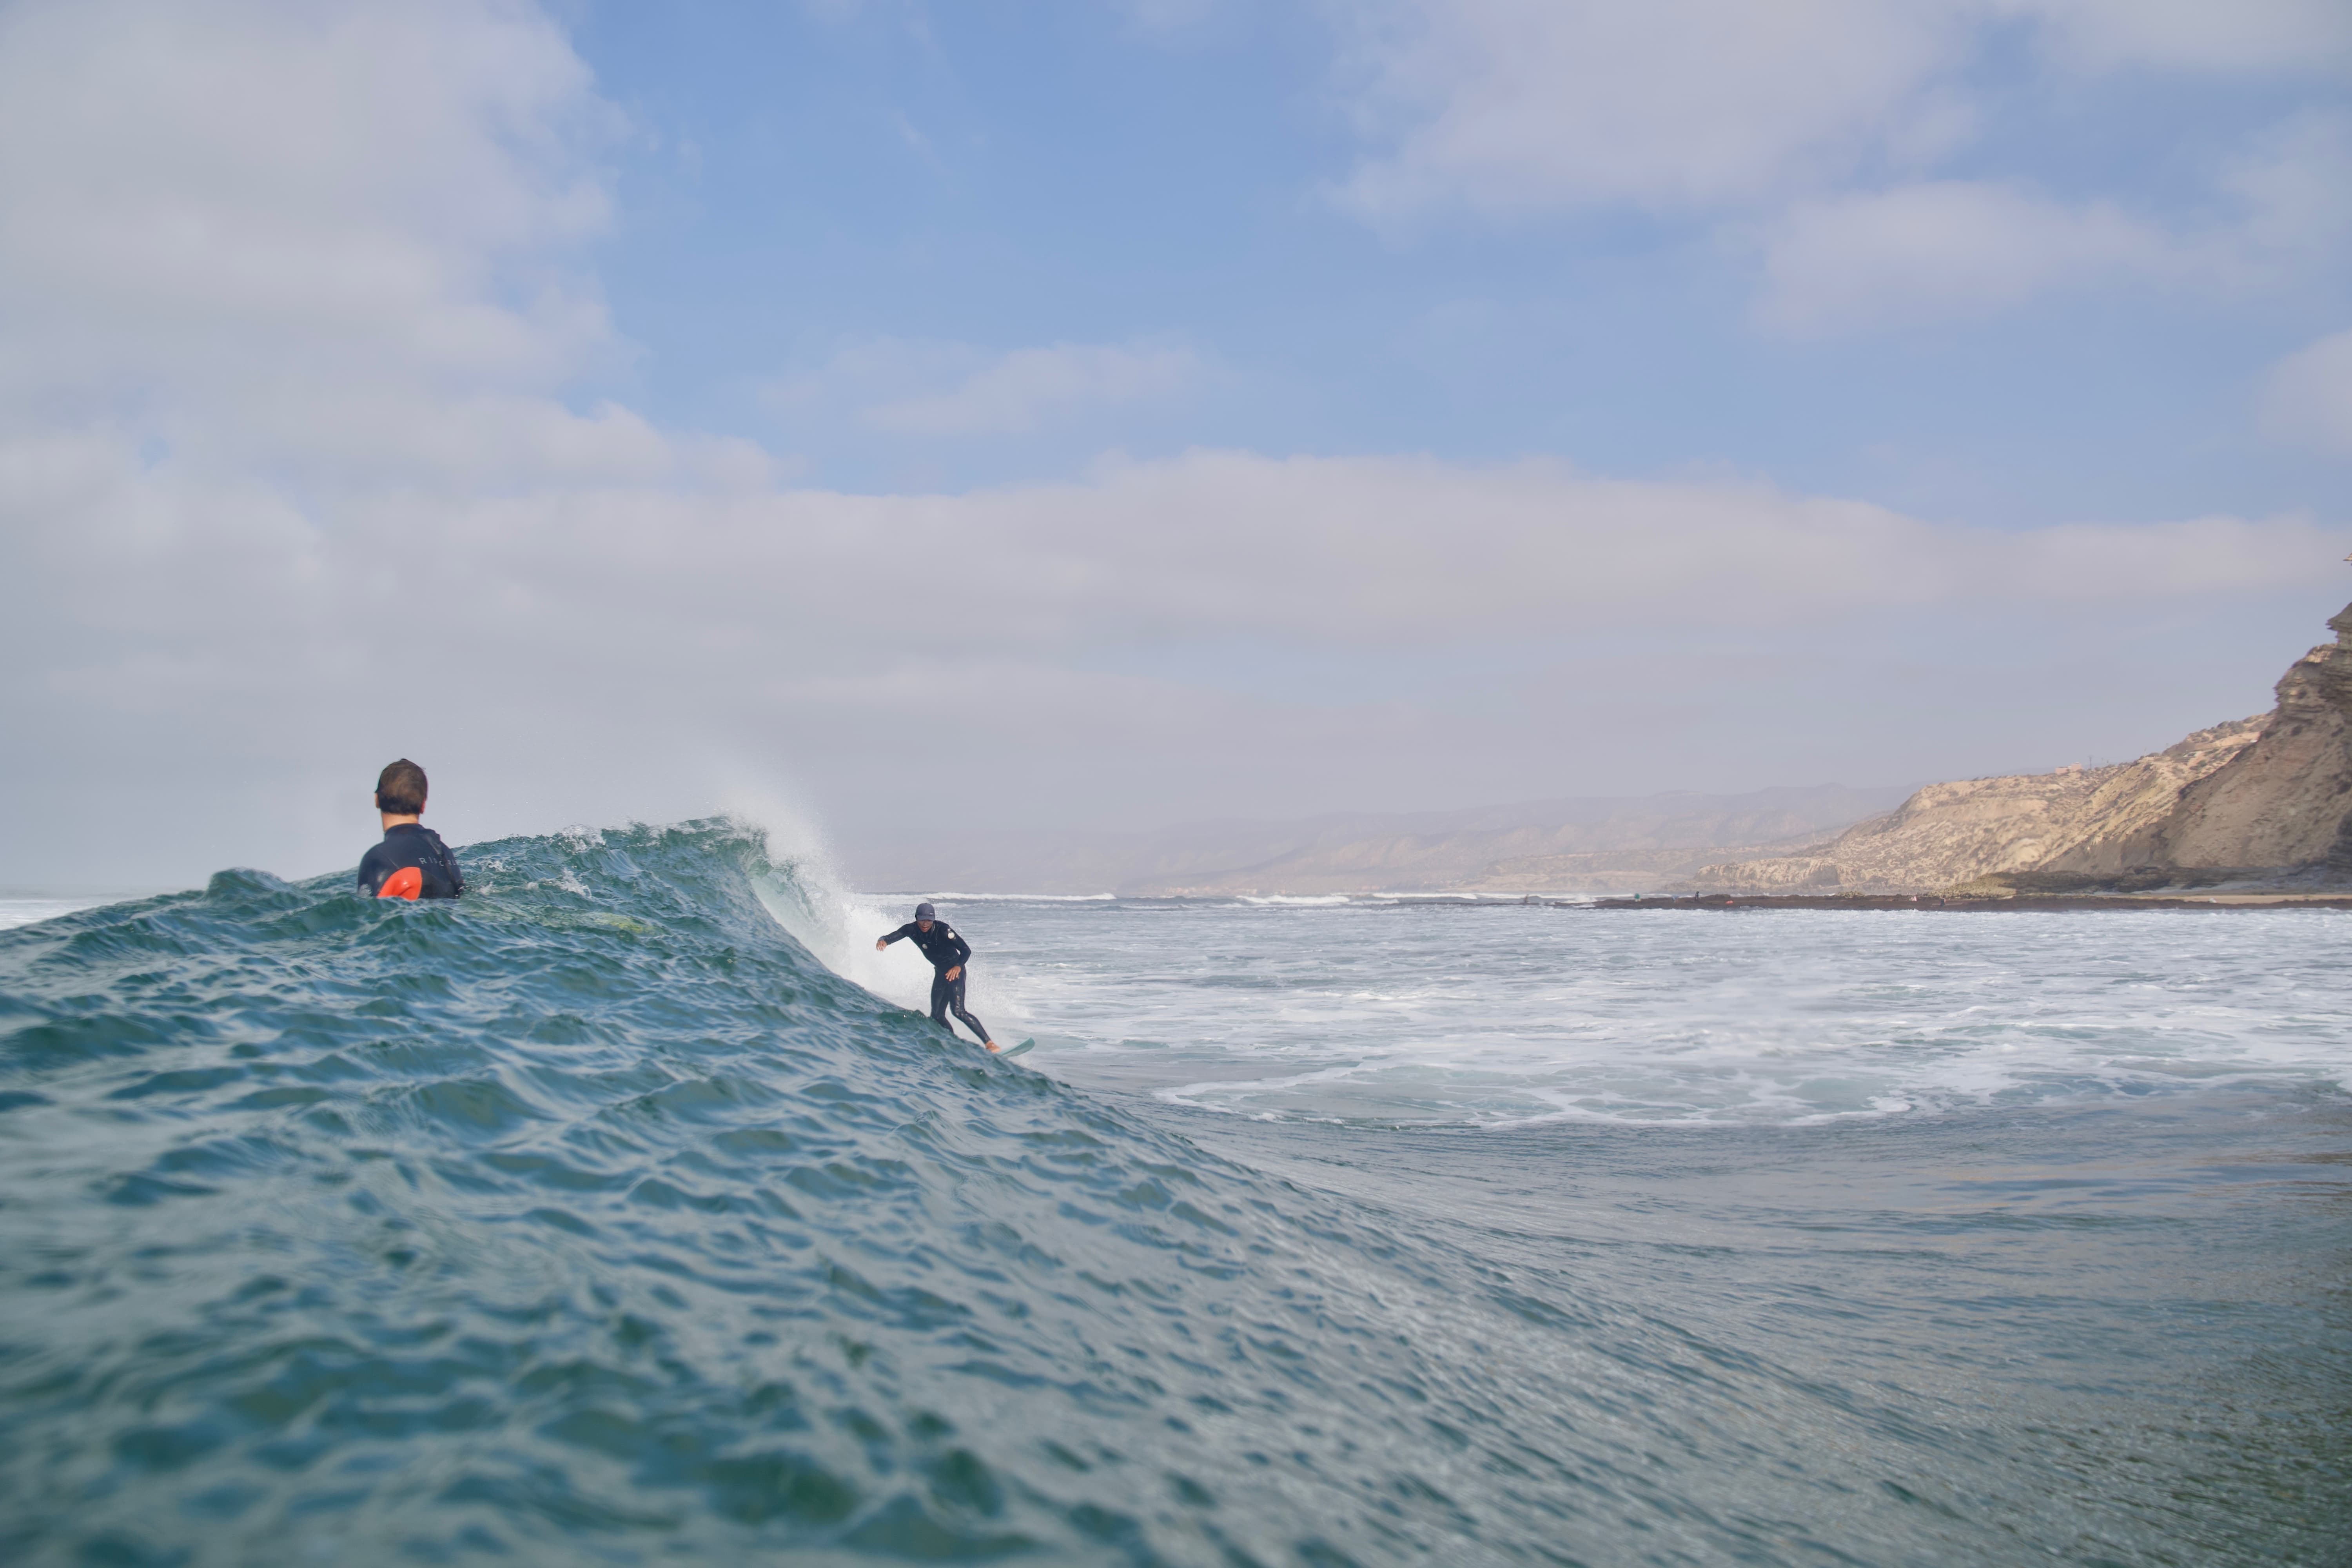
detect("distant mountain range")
(848, 783), (1915, 896)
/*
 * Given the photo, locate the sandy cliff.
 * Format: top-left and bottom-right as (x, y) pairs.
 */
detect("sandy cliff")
(1688, 721), (2266, 893)
(1691, 599), (2352, 895)
(2073, 603), (2352, 877)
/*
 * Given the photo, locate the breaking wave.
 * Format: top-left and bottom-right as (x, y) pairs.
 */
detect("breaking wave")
(2, 819), (2345, 1565)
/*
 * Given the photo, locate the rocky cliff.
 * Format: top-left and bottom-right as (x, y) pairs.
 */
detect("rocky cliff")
(1690, 599), (2352, 895)
(1687, 720), (2267, 893)
(2064, 602), (2352, 878)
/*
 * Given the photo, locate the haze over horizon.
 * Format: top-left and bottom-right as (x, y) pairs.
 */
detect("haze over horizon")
(4, 0), (2350, 892)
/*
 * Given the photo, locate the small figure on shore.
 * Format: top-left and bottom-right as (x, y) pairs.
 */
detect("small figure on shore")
(358, 758), (464, 900)
(876, 902), (1000, 1051)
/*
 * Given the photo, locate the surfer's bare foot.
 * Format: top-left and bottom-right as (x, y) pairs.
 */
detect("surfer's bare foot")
(984, 1041), (1002, 1053)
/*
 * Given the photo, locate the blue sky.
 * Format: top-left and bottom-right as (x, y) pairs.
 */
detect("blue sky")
(1, 0), (2349, 887)
(564, 1), (2351, 519)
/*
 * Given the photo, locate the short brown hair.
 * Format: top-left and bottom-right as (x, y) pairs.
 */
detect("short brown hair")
(375, 759), (428, 815)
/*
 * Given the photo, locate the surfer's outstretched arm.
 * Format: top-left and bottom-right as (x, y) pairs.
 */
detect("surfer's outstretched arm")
(877, 902), (998, 1051)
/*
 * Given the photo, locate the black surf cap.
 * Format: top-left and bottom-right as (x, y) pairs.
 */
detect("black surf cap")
(915, 902), (936, 921)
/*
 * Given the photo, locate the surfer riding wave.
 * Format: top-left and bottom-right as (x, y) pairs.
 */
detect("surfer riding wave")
(876, 901), (1000, 1051)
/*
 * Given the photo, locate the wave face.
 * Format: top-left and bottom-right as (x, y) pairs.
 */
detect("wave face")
(2, 821), (2348, 1565)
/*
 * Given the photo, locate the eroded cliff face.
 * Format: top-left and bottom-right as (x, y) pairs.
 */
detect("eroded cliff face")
(1692, 600), (2352, 893)
(2123, 604), (2352, 873)
(1689, 720), (2267, 893)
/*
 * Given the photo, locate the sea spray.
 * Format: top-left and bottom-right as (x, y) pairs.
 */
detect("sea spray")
(720, 801), (1028, 1044)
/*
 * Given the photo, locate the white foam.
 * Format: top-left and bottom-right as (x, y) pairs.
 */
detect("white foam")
(895, 891), (1118, 903)
(0, 897), (112, 931)
(724, 807), (1027, 1042)
(967, 900), (2352, 1127)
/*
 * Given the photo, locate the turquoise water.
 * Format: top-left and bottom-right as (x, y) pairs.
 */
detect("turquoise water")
(2, 821), (2348, 1564)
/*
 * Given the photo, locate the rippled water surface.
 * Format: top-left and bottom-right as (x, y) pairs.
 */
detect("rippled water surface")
(3, 823), (2348, 1566)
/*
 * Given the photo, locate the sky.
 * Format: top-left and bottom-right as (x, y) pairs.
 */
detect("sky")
(2, 0), (2350, 890)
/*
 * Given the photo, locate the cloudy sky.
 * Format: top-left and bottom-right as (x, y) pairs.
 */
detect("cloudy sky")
(3, 0), (2349, 890)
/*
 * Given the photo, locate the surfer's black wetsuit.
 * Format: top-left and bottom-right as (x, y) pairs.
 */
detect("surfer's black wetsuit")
(358, 824), (465, 900)
(880, 919), (991, 1044)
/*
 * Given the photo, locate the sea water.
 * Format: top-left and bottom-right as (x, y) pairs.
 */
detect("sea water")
(0, 897), (113, 932)
(953, 895), (2352, 1126)
(2, 821), (2347, 1566)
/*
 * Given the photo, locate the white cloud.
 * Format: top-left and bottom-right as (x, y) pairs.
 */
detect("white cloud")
(1327, 0), (2352, 330)
(10, 429), (2337, 883)
(2262, 328), (2352, 455)
(0, 0), (636, 488)
(2218, 109), (2352, 265)
(1755, 181), (2172, 332)
(1330, 0), (1976, 218)
(1995, 0), (2352, 75)
(16, 443), (2327, 680)
(1754, 112), (2352, 333)
(1328, 0), (2352, 224)
(863, 341), (1200, 435)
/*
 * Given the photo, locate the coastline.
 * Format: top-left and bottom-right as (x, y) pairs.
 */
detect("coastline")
(1587, 891), (2352, 911)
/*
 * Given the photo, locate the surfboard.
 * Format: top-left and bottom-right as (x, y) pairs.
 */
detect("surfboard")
(996, 1038), (1035, 1059)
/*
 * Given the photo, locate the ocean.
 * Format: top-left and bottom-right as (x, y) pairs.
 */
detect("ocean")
(2, 819), (2347, 1565)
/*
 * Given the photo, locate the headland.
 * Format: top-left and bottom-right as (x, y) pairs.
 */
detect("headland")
(1671, 598), (2352, 903)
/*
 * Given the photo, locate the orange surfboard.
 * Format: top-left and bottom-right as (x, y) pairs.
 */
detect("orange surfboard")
(377, 866), (424, 900)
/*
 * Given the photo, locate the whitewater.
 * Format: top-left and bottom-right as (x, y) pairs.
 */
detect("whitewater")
(2, 820), (2348, 1565)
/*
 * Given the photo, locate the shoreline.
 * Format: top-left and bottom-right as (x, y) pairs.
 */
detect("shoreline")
(1585, 891), (2352, 911)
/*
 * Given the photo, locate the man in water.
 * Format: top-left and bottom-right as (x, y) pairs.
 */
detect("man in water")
(358, 758), (465, 900)
(875, 902), (1001, 1051)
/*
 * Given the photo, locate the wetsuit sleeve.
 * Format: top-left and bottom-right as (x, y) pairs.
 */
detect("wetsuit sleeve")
(942, 926), (971, 966)
(356, 844), (389, 896)
(880, 922), (914, 946)
(430, 832), (464, 899)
